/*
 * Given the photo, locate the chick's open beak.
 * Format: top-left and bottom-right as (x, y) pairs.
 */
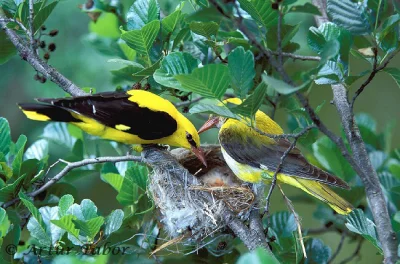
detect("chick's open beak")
(191, 146), (207, 167)
(198, 117), (219, 134)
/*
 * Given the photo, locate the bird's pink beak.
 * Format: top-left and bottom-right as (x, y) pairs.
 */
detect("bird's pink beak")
(191, 146), (207, 167)
(198, 116), (219, 134)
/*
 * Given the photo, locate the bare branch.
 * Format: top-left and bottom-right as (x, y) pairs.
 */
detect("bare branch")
(270, 51), (321, 61)
(311, 1), (399, 262)
(174, 96), (204, 107)
(351, 48), (400, 109)
(340, 239), (364, 264)
(0, 10), (86, 97)
(329, 231), (347, 264)
(28, 0), (36, 54)
(2, 155), (142, 208)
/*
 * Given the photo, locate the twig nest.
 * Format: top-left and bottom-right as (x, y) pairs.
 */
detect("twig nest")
(142, 145), (255, 242)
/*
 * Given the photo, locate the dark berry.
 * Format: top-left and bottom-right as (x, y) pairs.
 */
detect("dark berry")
(41, 25), (46, 30)
(40, 76), (47, 83)
(44, 53), (50, 60)
(49, 29), (58, 37)
(132, 83), (141, 90)
(48, 43), (56, 52)
(325, 221), (333, 228)
(271, 2), (279, 9)
(39, 41), (46, 48)
(180, 95), (189, 101)
(144, 83), (150, 90)
(34, 74), (40, 81)
(183, 106), (189, 113)
(85, 0), (94, 9)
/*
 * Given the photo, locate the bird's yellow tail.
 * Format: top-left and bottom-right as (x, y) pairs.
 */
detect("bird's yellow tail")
(277, 175), (353, 215)
(18, 103), (80, 123)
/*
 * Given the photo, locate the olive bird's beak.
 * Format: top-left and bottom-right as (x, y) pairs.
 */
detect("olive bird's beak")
(191, 146), (207, 167)
(198, 117), (219, 134)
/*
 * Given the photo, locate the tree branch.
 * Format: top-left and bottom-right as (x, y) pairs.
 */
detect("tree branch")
(2, 155), (142, 208)
(0, 10), (86, 97)
(28, 0), (36, 54)
(270, 51), (321, 61)
(312, 1), (399, 263)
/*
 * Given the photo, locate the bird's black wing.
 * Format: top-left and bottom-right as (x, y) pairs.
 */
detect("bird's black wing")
(36, 91), (178, 140)
(219, 129), (350, 189)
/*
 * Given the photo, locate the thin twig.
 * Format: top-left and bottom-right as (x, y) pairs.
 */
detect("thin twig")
(2, 155), (142, 208)
(328, 231), (347, 264)
(278, 185), (307, 258)
(254, 124), (317, 140)
(351, 48), (400, 109)
(340, 239), (364, 264)
(263, 136), (299, 221)
(28, 0), (37, 54)
(174, 96), (204, 107)
(270, 51), (321, 61)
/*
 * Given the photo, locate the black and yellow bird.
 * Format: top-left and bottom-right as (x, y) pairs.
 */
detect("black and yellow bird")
(198, 98), (353, 214)
(18, 89), (206, 165)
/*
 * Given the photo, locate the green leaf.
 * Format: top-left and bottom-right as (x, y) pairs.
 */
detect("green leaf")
(19, 192), (51, 246)
(237, 0), (278, 29)
(383, 68), (400, 88)
(121, 20), (160, 57)
(346, 209), (382, 253)
(73, 216), (104, 240)
(0, 174), (25, 202)
(0, 118), (11, 155)
(51, 215), (80, 240)
(237, 247), (280, 264)
(230, 82), (267, 118)
(376, 14), (400, 53)
(126, 0), (160, 30)
(262, 73), (310, 95)
(125, 163), (148, 191)
(80, 199), (99, 220)
(289, 3), (321, 15)
(189, 21), (219, 39)
(327, 0), (371, 35)
(132, 57), (162, 77)
(175, 64), (230, 98)
(11, 135), (27, 177)
(305, 238), (331, 264)
(42, 123), (76, 150)
(101, 173), (124, 192)
(312, 136), (355, 181)
(33, 2), (58, 31)
(153, 52), (200, 90)
(0, 29), (17, 65)
(228, 47), (255, 98)
(267, 211), (297, 238)
(189, 103), (240, 119)
(0, 208), (10, 238)
(24, 139), (48, 161)
(319, 40), (340, 65)
(0, 162), (12, 180)
(89, 13), (120, 38)
(104, 209), (124, 236)
(116, 175), (139, 206)
(58, 194), (74, 218)
(161, 5), (183, 39)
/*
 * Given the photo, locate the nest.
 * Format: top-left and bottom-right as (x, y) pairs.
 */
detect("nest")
(143, 145), (255, 245)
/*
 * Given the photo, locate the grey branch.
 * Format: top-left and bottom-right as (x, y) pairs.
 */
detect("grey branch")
(270, 51), (321, 61)
(312, 1), (398, 263)
(2, 155), (142, 208)
(28, 0), (36, 54)
(0, 10), (86, 97)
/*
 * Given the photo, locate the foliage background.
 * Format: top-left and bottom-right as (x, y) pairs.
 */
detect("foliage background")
(0, 0), (399, 263)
